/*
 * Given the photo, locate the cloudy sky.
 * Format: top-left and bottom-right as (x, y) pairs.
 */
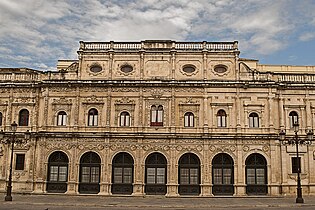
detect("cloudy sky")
(0, 0), (314, 71)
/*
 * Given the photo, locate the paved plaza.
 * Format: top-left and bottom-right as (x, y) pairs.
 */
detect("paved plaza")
(1, 193), (315, 210)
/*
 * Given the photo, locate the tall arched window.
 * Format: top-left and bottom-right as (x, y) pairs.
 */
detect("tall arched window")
(19, 109), (29, 126)
(249, 112), (259, 128)
(46, 151), (69, 193)
(0, 112), (2, 126)
(184, 112), (194, 127)
(57, 111), (67, 126)
(145, 152), (167, 195)
(150, 105), (163, 126)
(120, 111), (130, 127)
(79, 152), (101, 194)
(245, 153), (267, 195)
(88, 108), (98, 126)
(179, 153), (201, 195)
(212, 153), (234, 195)
(289, 111), (299, 128)
(217, 110), (227, 127)
(112, 152), (134, 194)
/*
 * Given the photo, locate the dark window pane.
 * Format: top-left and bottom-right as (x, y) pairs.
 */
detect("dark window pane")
(15, 154), (25, 170)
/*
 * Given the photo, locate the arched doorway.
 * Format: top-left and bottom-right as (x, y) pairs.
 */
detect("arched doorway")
(46, 151), (69, 193)
(145, 152), (167, 195)
(111, 152), (134, 194)
(178, 153), (201, 195)
(245, 153), (268, 195)
(212, 153), (234, 195)
(79, 152), (101, 194)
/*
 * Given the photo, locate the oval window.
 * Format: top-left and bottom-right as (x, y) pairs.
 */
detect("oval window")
(121, 64), (133, 73)
(90, 64), (102, 73)
(214, 65), (227, 73)
(182, 65), (196, 73)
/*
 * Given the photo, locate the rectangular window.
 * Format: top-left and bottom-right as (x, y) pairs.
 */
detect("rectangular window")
(123, 168), (132, 183)
(180, 168), (189, 184)
(15, 154), (25, 170)
(114, 168), (123, 183)
(213, 168), (222, 184)
(292, 157), (301, 173)
(81, 167), (91, 182)
(93, 115), (98, 126)
(147, 168), (156, 184)
(156, 168), (165, 184)
(59, 166), (68, 182)
(223, 168), (231, 184)
(157, 110), (163, 123)
(256, 168), (265, 184)
(90, 167), (99, 183)
(247, 168), (256, 184)
(50, 166), (59, 181)
(190, 168), (198, 184)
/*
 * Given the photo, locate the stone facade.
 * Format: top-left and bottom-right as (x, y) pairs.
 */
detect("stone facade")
(0, 40), (315, 196)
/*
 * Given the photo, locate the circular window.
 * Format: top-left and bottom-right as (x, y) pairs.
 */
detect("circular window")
(121, 64), (133, 73)
(214, 65), (228, 73)
(90, 64), (102, 73)
(182, 65), (196, 73)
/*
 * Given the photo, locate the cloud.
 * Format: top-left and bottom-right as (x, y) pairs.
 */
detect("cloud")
(299, 33), (315, 42)
(0, 0), (315, 70)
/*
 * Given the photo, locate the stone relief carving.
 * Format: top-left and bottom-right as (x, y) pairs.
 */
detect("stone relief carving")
(52, 97), (72, 105)
(49, 87), (75, 92)
(112, 87), (139, 92)
(82, 95), (104, 104)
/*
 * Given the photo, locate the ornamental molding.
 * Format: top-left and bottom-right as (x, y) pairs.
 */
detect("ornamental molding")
(13, 88), (36, 94)
(12, 97), (36, 105)
(49, 87), (75, 92)
(52, 97), (72, 105)
(179, 97), (199, 105)
(210, 102), (233, 107)
(115, 97), (135, 104)
(112, 87), (139, 92)
(174, 88), (203, 93)
(82, 95), (104, 104)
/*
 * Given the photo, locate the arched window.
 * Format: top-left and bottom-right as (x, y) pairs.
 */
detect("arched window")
(79, 152), (101, 194)
(0, 112), (2, 126)
(145, 152), (167, 195)
(249, 112), (259, 128)
(289, 111), (299, 128)
(112, 152), (134, 194)
(184, 112), (194, 127)
(46, 151), (69, 193)
(245, 153), (267, 195)
(150, 105), (163, 126)
(212, 153), (234, 195)
(57, 111), (67, 126)
(88, 108), (98, 126)
(217, 110), (227, 127)
(178, 153), (200, 195)
(120, 111), (130, 127)
(19, 109), (29, 126)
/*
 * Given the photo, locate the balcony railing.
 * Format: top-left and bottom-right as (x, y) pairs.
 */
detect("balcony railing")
(80, 41), (238, 51)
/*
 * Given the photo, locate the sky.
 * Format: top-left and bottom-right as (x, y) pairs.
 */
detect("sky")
(0, 0), (315, 71)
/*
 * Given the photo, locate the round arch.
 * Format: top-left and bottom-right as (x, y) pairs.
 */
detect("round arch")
(178, 153), (201, 195)
(111, 152), (134, 194)
(145, 152), (167, 195)
(46, 151), (69, 193)
(78, 151), (101, 194)
(212, 153), (234, 195)
(245, 153), (268, 195)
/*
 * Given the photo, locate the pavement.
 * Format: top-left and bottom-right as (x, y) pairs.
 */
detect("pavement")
(1, 193), (315, 210)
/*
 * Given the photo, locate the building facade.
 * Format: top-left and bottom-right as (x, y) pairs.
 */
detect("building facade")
(0, 40), (315, 196)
